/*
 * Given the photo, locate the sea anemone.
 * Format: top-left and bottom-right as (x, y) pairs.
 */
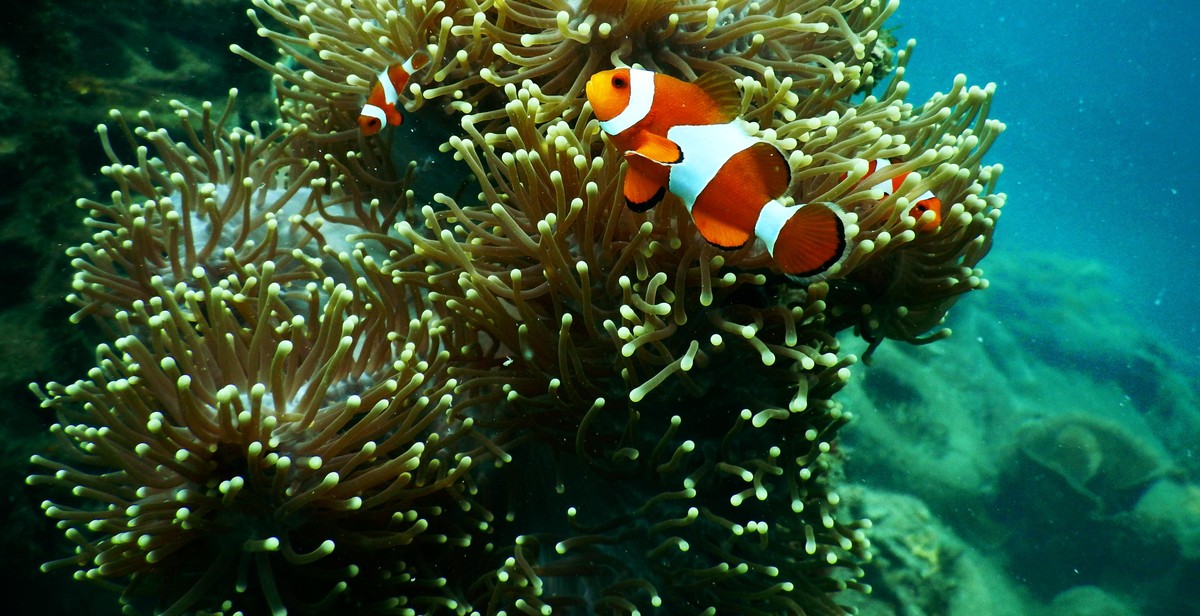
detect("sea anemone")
(67, 92), (380, 324)
(31, 255), (490, 614)
(233, 0), (897, 129)
(365, 75), (870, 614)
(29, 0), (1006, 613)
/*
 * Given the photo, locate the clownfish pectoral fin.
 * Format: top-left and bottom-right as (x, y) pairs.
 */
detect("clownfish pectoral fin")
(690, 188), (754, 249)
(385, 105), (405, 127)
(692, 71), (744, 123)
(693, 208), (753, 249)
(759, 200), (848, 279)
(623, 152), (670, 212)
(633, 132), (684, 165)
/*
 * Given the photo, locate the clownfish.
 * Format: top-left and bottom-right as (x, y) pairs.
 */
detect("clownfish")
(357, 52), (430, 136)
(852, 159), (943, 232)
(585, 67), (849, 280)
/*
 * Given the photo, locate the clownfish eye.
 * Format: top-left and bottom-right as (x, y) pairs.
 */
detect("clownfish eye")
(611, 75), (627, 89)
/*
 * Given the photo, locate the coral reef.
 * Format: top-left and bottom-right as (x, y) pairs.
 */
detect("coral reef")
(842, 488), (1032, 616)
(26, 1), (1004, 614)
(837, 251), (1200, 615)
(1014, 413), (1167, 515)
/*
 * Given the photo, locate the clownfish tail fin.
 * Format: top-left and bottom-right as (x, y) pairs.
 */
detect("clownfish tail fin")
(403, 49), (431, 75)
(755, 200), (849, 281)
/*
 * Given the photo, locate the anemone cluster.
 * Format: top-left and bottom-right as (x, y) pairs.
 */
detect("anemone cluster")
(29, 1), (1004, 614)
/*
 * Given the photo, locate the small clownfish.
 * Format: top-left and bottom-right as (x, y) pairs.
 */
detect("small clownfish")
(851, 159), (943, 232)
(585, 67), (849, 280)
(357, 52), (430, 136)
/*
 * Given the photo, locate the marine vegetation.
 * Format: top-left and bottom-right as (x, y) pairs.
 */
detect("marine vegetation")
(27, 0), (1004, 613)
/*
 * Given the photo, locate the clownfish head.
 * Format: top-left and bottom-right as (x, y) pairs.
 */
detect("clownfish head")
(358, 104), (387, 136)
(910, 196), (943, 232)
(358, 98), (404, 136)
(586, 68), (634, 123)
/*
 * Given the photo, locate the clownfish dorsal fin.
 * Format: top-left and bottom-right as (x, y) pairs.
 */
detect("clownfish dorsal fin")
(692, 71), (744, 123)
(633, 132), (684, 165)
(623, 151), (670, 212)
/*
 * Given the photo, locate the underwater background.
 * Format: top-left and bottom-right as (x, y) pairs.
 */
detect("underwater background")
(837, 0), (1200, 614)
(899, 0), (1200, 360)
(0, 0), (1196, 615)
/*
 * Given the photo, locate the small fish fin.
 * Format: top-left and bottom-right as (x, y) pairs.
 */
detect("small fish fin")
(623, 152), (670, 212)
(745, 142), (791, 199)
(693, 71), (744, 123)
(633, 132), (684, 165)
(693, 206), (753, 249)
(772, 202), (847, 278)
(404, 50), (431, 74)
(386, 104), (405, 127)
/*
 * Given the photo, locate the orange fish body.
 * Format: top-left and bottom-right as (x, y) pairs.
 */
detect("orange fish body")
(853, 159), (943, 232)
(585, 68), (848, 279)
(358, 53), (429, 136)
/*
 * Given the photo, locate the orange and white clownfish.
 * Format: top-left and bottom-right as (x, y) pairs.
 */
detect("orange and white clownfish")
(585, 67), (848, 280)
(851, 159), (943, 232)
(357, 52), (430, 136)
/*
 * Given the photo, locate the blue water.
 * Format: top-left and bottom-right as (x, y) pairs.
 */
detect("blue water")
(897, 0), (1200, 358)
